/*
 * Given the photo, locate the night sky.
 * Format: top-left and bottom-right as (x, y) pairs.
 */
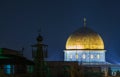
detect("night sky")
(0, 0), (120, 63)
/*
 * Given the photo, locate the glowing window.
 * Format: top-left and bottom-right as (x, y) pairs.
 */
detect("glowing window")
(4, 65), (11, 74)
(82, 54), (86, 59)
(70, 55), (72, 59)
(90, 54), (94, 59)
(76, 53), (78, 59)
(97, 54), (100, 59)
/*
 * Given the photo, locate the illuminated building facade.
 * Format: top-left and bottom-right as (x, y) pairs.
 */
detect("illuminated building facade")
(64, 18), (106, 64)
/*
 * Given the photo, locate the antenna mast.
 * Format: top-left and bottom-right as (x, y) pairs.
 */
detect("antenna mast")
(84, 17), (87, 27)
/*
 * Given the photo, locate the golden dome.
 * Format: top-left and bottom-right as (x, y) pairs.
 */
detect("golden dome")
(66, 27), (104, 50)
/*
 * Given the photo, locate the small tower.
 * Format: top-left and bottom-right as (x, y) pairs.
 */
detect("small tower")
(32, 33), (48, 77)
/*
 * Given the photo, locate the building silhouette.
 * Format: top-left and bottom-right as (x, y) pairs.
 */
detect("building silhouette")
(0, 48), (34, 77)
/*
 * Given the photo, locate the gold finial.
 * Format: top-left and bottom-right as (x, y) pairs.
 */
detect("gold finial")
(84, 17), (86, 27)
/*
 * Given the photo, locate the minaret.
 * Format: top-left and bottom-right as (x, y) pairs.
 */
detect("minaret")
(32, 33), (48, 77)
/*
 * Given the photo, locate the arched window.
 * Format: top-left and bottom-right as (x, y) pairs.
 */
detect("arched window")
(97, 54), (100, 59)
(70, 55), (72, 59)
(76, 53), (79, 59)
(90, 54), (94, 59)
(82, 54), (86, 59)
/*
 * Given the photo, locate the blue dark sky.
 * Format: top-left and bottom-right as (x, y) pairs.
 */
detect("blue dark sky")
(0, 0), (120, 63)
